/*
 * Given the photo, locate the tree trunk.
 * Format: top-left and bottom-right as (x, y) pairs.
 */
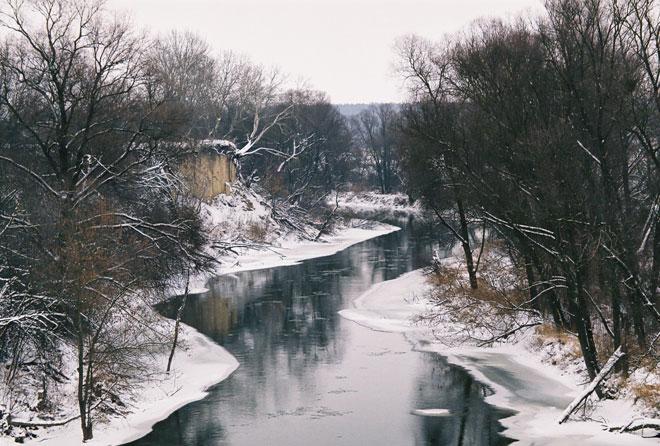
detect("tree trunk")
(524, 258), (542, 312)
(531, 255), (565, 329)
(601, 261), (628, 373)
(606, 264), (622, 348)
(576, 290), (601, 385)
(549, 292), (565, 329)
(628, 286), (647, 349)
(652, 218), (660, 314)
(82, 421), (93, 442)
(457, 198), (478, 289)
(557, 347), (624, 424)
(167, 274), (190, 373)
(567, 269), (601, 388)
(76, 310), (93, 441)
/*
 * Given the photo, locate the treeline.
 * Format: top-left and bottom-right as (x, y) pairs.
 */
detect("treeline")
(247, 100), (406, 203)
(0, 1), (224, 439)
(0, 0), (398, 441)
(397, 0), (658, 379)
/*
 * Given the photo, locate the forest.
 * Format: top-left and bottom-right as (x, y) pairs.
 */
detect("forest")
(396, 0), (659, 384)
(0, 0), (405, 440)
(0, 0), (657, 444)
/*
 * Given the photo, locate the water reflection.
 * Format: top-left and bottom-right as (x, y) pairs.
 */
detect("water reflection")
(129, 218), (512, 446)
(412, 354), (514, 445)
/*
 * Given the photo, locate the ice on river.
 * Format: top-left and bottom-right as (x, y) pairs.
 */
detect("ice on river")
(339, 269), (658, 446)
(411, 409), (451, 417)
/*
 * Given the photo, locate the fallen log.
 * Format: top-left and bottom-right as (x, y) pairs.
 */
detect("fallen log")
(557, 346), (624, 424)
(9, 413), (79, 428)
(607, 418), (660, 433)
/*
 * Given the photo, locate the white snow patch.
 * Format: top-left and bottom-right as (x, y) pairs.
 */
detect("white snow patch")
(339, 269), (432, 333)
(339, 268), (659, 445)
(411, 408), (451, 417)
(175, 223), (401, 296)
(332, 191), (422, 216)
(220, 224), (400, 275)
(3, 323), (238, 446)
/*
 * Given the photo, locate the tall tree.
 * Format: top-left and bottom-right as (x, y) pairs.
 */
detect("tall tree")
(396, 0), (659, 380)
(0, 0), (209, 439)
(351, 104), (401, 194)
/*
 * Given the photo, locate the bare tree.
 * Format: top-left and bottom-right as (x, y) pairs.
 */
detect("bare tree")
(148, 33), (308, 182)
(0, 0), (209, 439)
(351, 104), (401, 194)
(147, 30), (219, 140)
(396, 36), (479, 289)
(397, 1), (659, 388)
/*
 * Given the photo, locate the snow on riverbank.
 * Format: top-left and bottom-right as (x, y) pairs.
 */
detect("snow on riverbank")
(5, 323), (239, 446)
(339, 269), (434, 333)
(331, 191), (423, 216)
(2, 206), (400, 446)
(340, 268), (659, 445)
(176, 186), (401, 294)
(175, 222), (401, 295)
(217, 222), (400, 276)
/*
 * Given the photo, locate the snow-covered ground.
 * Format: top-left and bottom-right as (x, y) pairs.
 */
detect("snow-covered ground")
(340, 268), (659, 445)
(217, 224), (399, 274)
(331, 191), (423, 216)
(3, 322), (239, 446)
(177, 185), (401, 295)
(1, 184), (401, 446)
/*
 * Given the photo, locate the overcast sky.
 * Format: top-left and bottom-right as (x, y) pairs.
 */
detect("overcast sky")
(110, 0), (543, 103)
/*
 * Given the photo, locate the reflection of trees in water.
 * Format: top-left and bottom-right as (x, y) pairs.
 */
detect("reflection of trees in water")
(164, 224), (438, 380)
(412, 354), (514, 446)
(135, 221), (511, 446)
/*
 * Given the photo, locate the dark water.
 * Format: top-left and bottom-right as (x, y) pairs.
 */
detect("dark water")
(128, 218), (514, 446)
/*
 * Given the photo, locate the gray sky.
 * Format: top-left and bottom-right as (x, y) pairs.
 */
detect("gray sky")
(110, 0), (543, 103)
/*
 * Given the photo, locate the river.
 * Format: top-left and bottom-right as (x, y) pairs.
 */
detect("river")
(127, 218), (515, 446)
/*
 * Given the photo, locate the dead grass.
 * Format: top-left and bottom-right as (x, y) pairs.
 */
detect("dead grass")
(536, 324), (573, 343)
(428, 247), (526, 307)
(534, 324), (583, 360)
(423, 245), (547, 347)
(246, 221), (268, 242)
(427, 264), (461, 288)
(630, 382), (660, 409)
(592, 333), (617, 364)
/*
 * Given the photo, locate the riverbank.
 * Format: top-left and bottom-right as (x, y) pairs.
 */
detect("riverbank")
(331, 191), (423, 216)
(2, 322), (239, 446)
(176, 220), (401, 295)
(339, 268), (659, 445)
(175, 184), (402, 295)
(1, 221), (400, 446)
